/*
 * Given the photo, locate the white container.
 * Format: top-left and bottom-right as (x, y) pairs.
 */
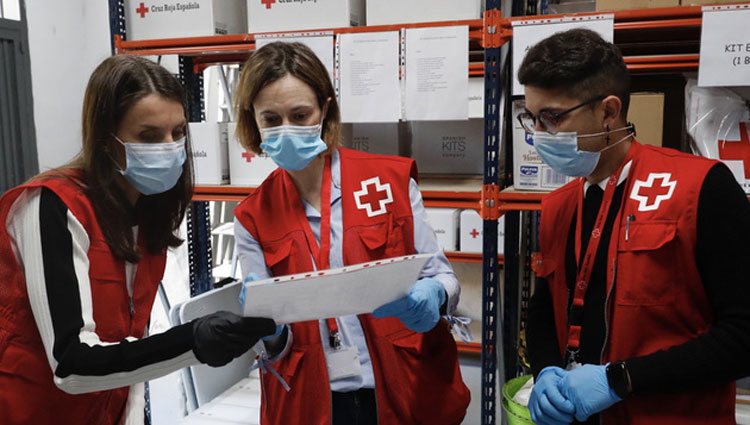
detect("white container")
(424, 208), (460, 252)
(341, 123), (401, 156)
(458, 209), (504, 254)
(189, 122), (229, 185)
(227, 123), (278, 186)
(468, 77), (484, 119)
(512, 99), (572, 191)
(411, 119), (484, 175)
(367, 0), (482, 26)
(125, 0), (247, 40)
(247, 0), (364, 33)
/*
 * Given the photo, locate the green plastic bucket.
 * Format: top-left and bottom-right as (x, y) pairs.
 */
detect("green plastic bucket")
(502, 375), (534, 425)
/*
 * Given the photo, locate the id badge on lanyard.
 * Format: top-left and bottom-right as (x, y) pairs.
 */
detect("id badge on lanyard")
(296, 156), (362, 380)
(566, 154), (632, 368)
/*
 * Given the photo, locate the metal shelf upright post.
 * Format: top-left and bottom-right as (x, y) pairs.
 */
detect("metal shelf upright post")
(481, 2), (505, 423)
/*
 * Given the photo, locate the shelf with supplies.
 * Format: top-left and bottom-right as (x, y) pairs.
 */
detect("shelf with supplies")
(114, 18), (486, 71)
(194, 176), (485, 210)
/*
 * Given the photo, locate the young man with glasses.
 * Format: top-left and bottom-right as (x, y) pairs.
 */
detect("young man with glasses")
(520, 28), (750, 425)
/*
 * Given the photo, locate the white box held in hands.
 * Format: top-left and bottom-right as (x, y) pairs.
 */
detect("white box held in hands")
(247, 0), (364, 33)
(227, 123), (278, 186)
(125, 0), (247, 40)
(189, 122), (229, 185)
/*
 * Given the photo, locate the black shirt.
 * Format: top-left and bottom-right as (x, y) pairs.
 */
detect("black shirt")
(527, 164), (750, 422)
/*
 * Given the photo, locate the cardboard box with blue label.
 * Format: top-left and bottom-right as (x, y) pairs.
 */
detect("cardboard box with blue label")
(512, 99), (573, 191)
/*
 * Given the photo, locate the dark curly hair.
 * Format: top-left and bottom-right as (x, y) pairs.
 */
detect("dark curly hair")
(518, 28), (630, 118)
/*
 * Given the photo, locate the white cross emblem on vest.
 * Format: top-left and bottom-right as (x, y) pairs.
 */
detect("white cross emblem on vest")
(629, 172), (677, 212)
(354, 177), (393, 217)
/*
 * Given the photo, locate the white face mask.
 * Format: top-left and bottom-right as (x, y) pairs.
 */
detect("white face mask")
(532, 125), (635, 177)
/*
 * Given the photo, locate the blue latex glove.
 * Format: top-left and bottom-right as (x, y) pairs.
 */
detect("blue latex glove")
(372, 277), (446, 333)
(528, 366), (576, 425)
(558, 364), (622, 422)
(241, 273), (284, 341)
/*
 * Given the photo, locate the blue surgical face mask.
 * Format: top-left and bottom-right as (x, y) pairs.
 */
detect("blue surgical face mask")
(259, 121), (327, 172)
(113, 135), (187, 195)
(532, 126), (634, 177)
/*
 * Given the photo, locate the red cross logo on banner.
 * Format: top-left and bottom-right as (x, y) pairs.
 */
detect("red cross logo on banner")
(242, 151), (255, 163)
(629, 173), (677, 212)
(354, 177), (393, 218)
(470, 229), (480, 238)
(261, 0), (276, 9)
(136, 2), (149, 18)
(719, 122), (750, 179)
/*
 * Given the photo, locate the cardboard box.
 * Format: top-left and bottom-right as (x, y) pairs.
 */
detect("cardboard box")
(367, 0), (482, 26)
(125, 0), (247, 40)
(341, 123), (401, 156)
(227, 123), (278, 186)
(681, 0), (740, 4)
(512, 99), (573, 191)
(410, 119), (484, 175)
(189, 122), (229, 185)
(469, 78), (484, 119)
(628, 92), (665, 147)
(425, 208), (460, 252)
(247, 0), (364, 33)
(596, 0), (679, 11)
(547, 0), (596, 14)
(458, 209), (504, 254)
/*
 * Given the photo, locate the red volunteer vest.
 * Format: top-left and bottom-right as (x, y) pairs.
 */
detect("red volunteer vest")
(235, 148), (470, 425)
(534, 141), (735, 424)
(0, 173), (166, 425)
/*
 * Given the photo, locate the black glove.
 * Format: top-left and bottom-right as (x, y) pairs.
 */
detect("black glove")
(192, 311), (276, 367)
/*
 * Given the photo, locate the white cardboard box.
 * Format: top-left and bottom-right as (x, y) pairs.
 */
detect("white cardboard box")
(512, 99), (573, 191)
(189, 122), (229, 185)
(469, 77), (484, 119)
(227, 123), (278, 186)
(367, 0), (482, 26)
(411, 119), (484, 175)
(247, 0), (364, 33)
(425, 208), (460, 252)
(125, 0), (247, 40)
(459, 209), (504, 254)
(341, 123), (400, 156)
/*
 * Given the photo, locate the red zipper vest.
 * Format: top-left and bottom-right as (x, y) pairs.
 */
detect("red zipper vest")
(235, 148), (470, 425)
(534, 142), (735, 424)
(0, 173), (166, 424)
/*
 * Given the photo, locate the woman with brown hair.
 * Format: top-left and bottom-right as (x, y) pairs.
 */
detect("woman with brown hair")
(0, 55), (275, 425)
(233, 42), (470, 425)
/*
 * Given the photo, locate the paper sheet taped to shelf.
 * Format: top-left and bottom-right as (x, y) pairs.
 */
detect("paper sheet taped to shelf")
(241, 254), (431, 324)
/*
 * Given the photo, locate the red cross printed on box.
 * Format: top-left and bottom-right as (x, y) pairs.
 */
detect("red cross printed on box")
(136, 2), (149, 18)
(354, 177), (393, 218)
(629, 173), (677, 212)
(470, 229), (480, 238)
(242, 151), (255, 163)
(261, 0), (276, 9)
(719, 122), (750, 179)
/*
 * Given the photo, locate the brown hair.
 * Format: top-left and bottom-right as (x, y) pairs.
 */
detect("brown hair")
(235, 41), (341, 154)
(57, 55), (193, 262)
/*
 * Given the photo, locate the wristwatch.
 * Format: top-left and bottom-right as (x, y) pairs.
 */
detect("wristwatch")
(606, 361), (632, 399)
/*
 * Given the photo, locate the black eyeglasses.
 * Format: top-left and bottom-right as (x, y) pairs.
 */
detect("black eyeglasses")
(517, 95), (606, 135)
